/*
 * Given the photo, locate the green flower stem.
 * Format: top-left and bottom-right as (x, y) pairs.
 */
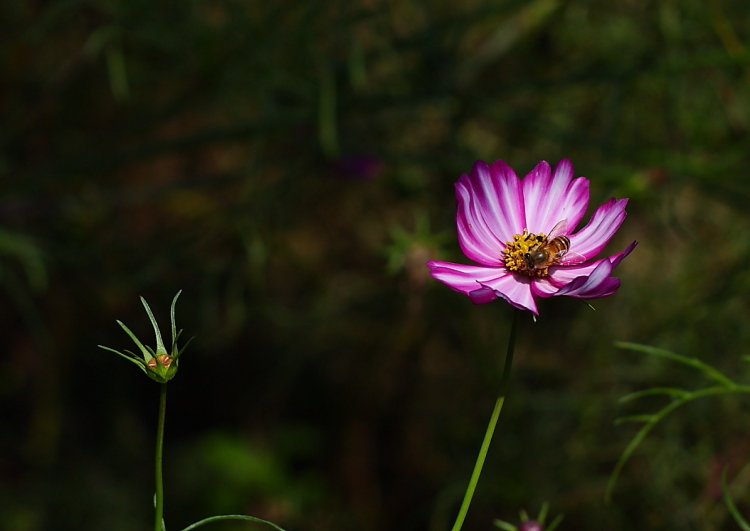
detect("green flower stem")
(450, 309), (519, 531)
(155, 383), (167, 531)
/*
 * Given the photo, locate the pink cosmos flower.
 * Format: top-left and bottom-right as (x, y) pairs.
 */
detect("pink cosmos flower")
(426, 159), (636, 315)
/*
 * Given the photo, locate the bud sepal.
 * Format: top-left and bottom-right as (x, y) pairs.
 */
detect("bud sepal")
(99, 291), (193, 383)
(493, 503), (563, 531)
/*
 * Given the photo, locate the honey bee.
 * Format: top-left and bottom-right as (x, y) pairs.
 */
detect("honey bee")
(523, 220), (572, 271)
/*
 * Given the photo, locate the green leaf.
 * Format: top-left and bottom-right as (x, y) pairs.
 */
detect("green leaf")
(607, 385), (745, 501)
(619, 387), (691, 403)
(615, 341), (736, 388)
(614, 414), (656, 425)
(606, 399), (684, 502)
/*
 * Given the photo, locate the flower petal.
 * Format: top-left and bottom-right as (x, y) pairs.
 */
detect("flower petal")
(468, 286), (499, 304)
(548, 241), (637, 299)
(554, 259), (621, 299)
(455, 179), (505, 265)
(530, 277), (563, 298)
(426, 260), (507, 295)
(426, 260), (537, 313)
(568, 198), (628, 260)
(477, 273), (537, 314)
(549, 240), (636, 282)
(522, 159), (590, 235)
(461, 160), (526, 245)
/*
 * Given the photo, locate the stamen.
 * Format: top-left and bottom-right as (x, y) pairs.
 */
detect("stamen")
(503, 229), (550, 277)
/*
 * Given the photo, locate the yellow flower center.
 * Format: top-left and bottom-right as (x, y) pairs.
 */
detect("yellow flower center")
(503, 230), (551, 278)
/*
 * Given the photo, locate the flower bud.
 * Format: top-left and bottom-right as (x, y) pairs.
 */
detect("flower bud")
(519, 521), (543, 531)
(99, 291), (192, 383)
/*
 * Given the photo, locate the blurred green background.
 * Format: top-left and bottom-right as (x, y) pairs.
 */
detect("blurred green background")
(3, 0), (750, 529)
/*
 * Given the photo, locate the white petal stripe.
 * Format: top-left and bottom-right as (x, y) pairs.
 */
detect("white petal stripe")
(455, 180), (504, 265)
(523, 160), (590, 235)
(470, 160), (526, 244)
(568, 198), (628, 260)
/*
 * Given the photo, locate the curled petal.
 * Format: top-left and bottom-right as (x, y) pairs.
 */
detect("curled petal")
(530, 277), (563, 298)
(477, 273), (537, 314)
(550, 240), (636, 283)
(548, 241), (637, 299)
(468, 286), (499, 304)
(568, 198), (628, 260)
(427, 260), (537, 313)
(554, 259), (621, 299)
(523, 159), (590, 235)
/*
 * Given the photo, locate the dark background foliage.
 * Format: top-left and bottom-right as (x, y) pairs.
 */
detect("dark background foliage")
(3, 0), (750, 529)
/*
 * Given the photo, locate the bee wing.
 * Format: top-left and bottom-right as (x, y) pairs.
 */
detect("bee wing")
(558, 251), (585, 266)
(546, 219), (568, 240)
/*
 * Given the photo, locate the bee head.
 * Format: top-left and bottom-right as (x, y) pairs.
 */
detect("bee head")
(523, 250), (547, 269)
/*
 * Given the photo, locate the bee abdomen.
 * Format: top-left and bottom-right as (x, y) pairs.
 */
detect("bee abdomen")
(550, 235), (570, 256)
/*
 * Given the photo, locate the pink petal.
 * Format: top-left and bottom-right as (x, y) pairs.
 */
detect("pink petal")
(468, 286), (499, 304)
(568, 198), (628, 260)
(463, 160), (526, 245)
(610, 240), (638, 269)
(426, 260), (508, 295)
(549, 240), (636, 282)
(554, 259), (621, 299)
(477, 273), (538, 314)
(547, 241), (637, 299)
(549, 258), (602, 283)
(522, 159), (590, 235)
(426, 260), (537, 313)
(455, 179), (505, 265)
(530, 277), (563, 298)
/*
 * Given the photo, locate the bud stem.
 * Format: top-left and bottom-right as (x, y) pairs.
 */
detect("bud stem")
(450, 309), (519, 531)
(155, 382), (167, 531)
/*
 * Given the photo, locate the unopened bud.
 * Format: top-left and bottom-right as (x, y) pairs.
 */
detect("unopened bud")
(519, 521), (543, 531)
(98, 291), (191, 384)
